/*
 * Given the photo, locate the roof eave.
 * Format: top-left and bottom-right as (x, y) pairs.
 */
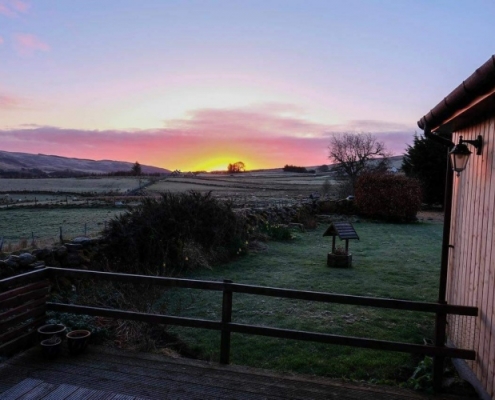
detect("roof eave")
(418, 55), (495, 132)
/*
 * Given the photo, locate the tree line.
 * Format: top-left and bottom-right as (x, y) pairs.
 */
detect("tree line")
(327, 132), (447, 207)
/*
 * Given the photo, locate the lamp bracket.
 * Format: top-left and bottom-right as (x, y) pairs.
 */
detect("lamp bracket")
(459, 135), (483, 155)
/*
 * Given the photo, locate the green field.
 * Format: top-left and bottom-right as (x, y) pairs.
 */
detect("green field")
(0, 177), (147, 193)
(161, 221), (443, 382)
(0, 208), (124, 243)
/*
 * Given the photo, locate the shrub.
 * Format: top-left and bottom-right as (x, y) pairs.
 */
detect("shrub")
(259, 223), (292, 240)
(355, 173), (422, 222)
(320, 178), (331, 198)
(100, 191), (248, 275)
(293, 207), (318, 229)
(317, 199), (358, 215)
(335, 178), (355, 199)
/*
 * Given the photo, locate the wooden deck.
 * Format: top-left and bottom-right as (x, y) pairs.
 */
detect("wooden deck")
(0, 346), (473, 400)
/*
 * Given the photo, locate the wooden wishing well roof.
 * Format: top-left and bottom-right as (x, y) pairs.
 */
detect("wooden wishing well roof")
(322, 222), (359, 240)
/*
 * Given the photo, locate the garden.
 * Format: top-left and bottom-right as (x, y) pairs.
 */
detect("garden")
(158, 220), (443, 383)
(2, 172), (455, 390)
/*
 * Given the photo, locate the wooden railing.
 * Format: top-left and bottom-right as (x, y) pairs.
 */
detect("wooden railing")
(0, 269), (50, 356)
(0, 266), (478, 389)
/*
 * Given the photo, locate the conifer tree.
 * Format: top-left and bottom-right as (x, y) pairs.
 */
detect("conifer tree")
(402, 133), (448, 206)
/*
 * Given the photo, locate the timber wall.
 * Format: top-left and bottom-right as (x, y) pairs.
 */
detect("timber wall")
(448, 115), (495, 398)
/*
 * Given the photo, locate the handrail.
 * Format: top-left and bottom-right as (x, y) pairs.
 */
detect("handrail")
(47, 302), (222, 331)
(2, 266), (478, 387)
(46, 267), (478, 316)
(45, 267), (225, 291)
(0, 268), (47, 291)
(45, 301), (475, 360)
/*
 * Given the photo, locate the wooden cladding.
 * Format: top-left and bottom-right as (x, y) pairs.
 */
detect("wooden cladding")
(448, 116), (495, 398)
(0, 274), (50, 356)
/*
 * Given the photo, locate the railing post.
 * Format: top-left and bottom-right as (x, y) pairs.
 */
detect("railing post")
(220, 279), (233, 364)
(433, 302), (447, 392)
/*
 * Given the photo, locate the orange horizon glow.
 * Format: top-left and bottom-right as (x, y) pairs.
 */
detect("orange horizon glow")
(0, 122), (411, 173)
(188, 155), (258, 172)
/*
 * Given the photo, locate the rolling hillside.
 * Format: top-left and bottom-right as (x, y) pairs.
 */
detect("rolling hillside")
(0, 150), (170, 175)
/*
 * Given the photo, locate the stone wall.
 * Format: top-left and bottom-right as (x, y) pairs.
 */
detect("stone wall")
(0, 237), (102, 279)
(0, 199), (357, 280)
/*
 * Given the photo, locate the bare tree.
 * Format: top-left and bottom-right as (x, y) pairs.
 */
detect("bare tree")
(328, 133), (388, 186)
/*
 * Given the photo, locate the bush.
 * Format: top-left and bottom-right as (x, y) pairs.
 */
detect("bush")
(317, 199), (358, 215)
(335, 178), (355, 199)
(259, 223), (293, 240)
(100, 191), (248, 275)
(293, 206), (318, 229)
(320, 178), (331, 198)
(355, 173), (422, 222)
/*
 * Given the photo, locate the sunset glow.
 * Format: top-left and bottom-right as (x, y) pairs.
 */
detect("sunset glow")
(191, 157), (235, 173)
(1, 1), (495, 170)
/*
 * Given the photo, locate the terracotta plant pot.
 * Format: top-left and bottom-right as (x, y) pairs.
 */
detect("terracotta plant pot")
(40, 336), (62, 359)
(37, 324), (67, 342)
(327, 253), (352, 268)
(66, 330), (91, 355)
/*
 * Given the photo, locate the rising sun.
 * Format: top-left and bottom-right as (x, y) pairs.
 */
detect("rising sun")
(191, 156), (251, 172)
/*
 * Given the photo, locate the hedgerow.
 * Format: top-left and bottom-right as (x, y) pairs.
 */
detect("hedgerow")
(355, 173), (422, 222)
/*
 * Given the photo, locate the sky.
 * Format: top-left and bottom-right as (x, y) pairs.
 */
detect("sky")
(1, 0), (495, 171)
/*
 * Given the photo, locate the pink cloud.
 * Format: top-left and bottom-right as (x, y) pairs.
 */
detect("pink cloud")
(0, 0), (29, 17)
(0, 93), (24, 108)
(12, 0), (28, 13)
(0, 117), (413, 170)
(327, 119), (413, 133)
(0, 36), (4, 45)
(0, 107), (414, 171)
(166, 106), (327, 139)
(14, 33), (49, 56)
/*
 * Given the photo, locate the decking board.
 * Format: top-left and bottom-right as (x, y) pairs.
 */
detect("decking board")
(0, 378), (43, 400)
(0, 346), (466, 400)
(38, 383), (79, 400)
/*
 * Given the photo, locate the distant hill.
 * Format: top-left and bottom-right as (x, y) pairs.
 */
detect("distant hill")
(0, 150), (170, 175)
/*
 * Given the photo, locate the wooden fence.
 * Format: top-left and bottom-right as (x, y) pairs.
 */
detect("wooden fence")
(0, 267), (478, 391)
(0, 269), (50, 356)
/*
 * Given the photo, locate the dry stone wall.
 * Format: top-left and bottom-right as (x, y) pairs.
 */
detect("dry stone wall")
(0, 237), (101, 279)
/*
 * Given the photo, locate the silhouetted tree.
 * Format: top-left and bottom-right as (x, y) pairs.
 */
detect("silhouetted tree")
(131, 161), (142, 176)
(402, 133), (448, 206)
(228, 161), (245, 173)
(328, 133), (389, 187)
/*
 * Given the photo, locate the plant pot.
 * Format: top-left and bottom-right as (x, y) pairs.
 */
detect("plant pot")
(66, 330), (91, 355)
(327, 253), (352, 268)
(38, 324), (67, 342)
(40, 336), (62, 359)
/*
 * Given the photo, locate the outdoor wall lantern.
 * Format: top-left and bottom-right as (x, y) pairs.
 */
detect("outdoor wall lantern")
(449, 135), (483, 176)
